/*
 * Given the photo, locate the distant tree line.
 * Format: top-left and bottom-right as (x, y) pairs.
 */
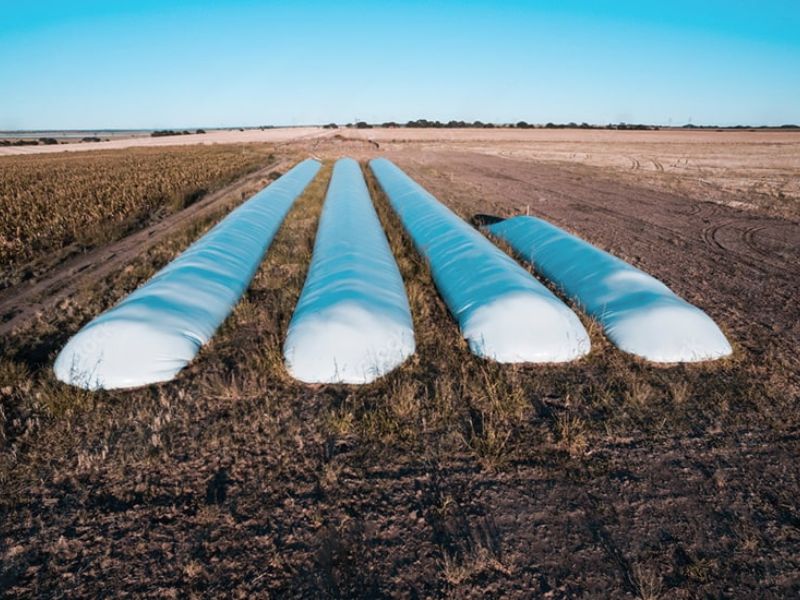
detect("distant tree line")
(544, 122), (659, 130)
(324, 120), (800, 130)
(151, 129), (206, 137)
(330, 119), (663, 130)
(681, 123), (799, 130)
(0, 137), (59, 146)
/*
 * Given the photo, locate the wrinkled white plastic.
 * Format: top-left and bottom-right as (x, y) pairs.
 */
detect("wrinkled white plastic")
(54, 159), (322, 389)
(370, 158), (589, 363)
(487, 216), (732, 362)
(284, 158), (415, 383)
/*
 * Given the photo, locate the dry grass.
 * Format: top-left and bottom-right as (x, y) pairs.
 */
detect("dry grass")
(0, 144), (276, 276)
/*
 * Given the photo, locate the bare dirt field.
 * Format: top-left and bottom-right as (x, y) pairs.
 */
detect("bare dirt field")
(348, 128), (800, 218)
(1, 130), (798, 598)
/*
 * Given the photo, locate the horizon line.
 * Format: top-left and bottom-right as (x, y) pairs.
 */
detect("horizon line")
(2, 121), (799, 135)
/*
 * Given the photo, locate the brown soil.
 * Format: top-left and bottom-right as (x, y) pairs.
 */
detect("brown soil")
(389, 149), (799, 372)
(1, 139), (799, 598)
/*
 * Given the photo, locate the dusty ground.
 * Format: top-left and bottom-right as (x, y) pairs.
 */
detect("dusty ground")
(385, 148), (799, 373)
(1, 132), (799, 598)
(347, 128), (800, 218)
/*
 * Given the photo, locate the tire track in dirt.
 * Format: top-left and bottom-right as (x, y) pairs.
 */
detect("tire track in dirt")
(421, 157), (750, 291)
(457, 159), (706, 245)
(407, 151), (799, 278)
(701, 221), (729, 252)
(0, 158), (292, 336)
(700, 219), (798, 276)
(686, 201), (721, 218)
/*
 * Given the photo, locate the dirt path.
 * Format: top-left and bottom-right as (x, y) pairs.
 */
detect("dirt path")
(0, 158), (292, 336)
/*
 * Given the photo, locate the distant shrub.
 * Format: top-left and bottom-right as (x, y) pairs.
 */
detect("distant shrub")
(0, 139), (39, 146)
(615, 122), (654, 131)
(355, 121), (372, 129)
(38, 137), (59, 145)
(196, 129), (206, 134)
(81, 137), (102, 142)
(323, 123), (339, 129)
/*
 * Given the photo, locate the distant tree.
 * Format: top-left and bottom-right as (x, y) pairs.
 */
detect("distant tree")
(196, 129), (206, 134)
(39, 137), (59, 145)
(355, 121), (372, 129)
(323, 123), (339, 129)
(516, 121), (530, 129)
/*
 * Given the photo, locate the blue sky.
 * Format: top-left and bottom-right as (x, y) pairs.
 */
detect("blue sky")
(1, 1), (798, 129)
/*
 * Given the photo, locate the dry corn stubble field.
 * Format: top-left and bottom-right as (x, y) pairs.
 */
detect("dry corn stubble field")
(1, 130), (799, 598)
(0, 144), (280, 289)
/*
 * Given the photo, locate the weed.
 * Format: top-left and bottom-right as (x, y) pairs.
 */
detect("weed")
(553, 412), (589, 457)
(624, 379), (655, 408)
(632, 563), (663, 600)
(668, 380), (692, 404)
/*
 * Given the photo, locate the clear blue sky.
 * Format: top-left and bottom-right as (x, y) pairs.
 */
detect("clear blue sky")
(1, 0), (798, 129)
